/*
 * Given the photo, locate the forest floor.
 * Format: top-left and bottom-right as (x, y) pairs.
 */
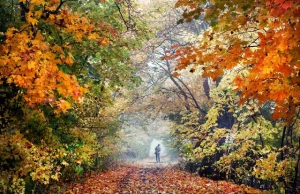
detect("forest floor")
(61, 157), (262, 194)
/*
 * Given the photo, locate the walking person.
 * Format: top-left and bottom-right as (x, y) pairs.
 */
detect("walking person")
(155, 144), (161, 163)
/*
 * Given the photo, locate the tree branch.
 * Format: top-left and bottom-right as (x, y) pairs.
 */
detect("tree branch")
(115, 2), (129, 30)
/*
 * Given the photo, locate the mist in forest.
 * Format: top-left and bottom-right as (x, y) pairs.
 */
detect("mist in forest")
(121, 115), (178, 162)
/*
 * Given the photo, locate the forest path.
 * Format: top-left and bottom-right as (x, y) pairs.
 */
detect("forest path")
(63, 159), (262, 194)
(124, 156), (179, 169)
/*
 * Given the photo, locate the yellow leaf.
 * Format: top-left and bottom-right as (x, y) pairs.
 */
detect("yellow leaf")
(28, 61), (36, 69)
(6, 28), (17, 38)
(49, 14), (55, 20)
(61, 160), (69, 166)
(30, 0), (46, 5)
(12, 56), (21, 62)
(51, 174), (59, 181)
(75, 32), (83, 41)
(88, 33), (99, 40)
(27, 16), (39, 25)
(34, 10), (43, 18)
(7, 77), (13, 83)
(98, 37), (109, 46)
(76, 159), (82, 164)
(52, 45), (64, 53)
(35, 31), (44, 41)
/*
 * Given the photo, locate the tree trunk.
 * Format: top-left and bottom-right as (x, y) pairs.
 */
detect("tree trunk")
(217, 106), (234, 129)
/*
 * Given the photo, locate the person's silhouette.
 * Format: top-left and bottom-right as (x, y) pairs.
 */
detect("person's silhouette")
(155, 144), (161, 163)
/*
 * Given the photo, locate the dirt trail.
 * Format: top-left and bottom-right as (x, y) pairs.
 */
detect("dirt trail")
(124, 156), (179, 169)
(63, 157), (262, 194)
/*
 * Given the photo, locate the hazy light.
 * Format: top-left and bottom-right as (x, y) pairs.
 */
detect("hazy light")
(149, 138), (167, 157)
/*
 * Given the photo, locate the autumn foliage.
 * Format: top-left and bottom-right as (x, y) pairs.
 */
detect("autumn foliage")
(163, 0), (300, 193)
(0, 0), (146, 193)
(1, 0), (299, 193)
(168, 0), (300, 121)
(0, 0), (114, 112)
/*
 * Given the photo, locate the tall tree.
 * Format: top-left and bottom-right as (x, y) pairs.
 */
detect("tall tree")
(127, 0), (210, 118)
(170, 0), (300, 121)
(0, 0), (150, 193)
(169, 0), (300, 192)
